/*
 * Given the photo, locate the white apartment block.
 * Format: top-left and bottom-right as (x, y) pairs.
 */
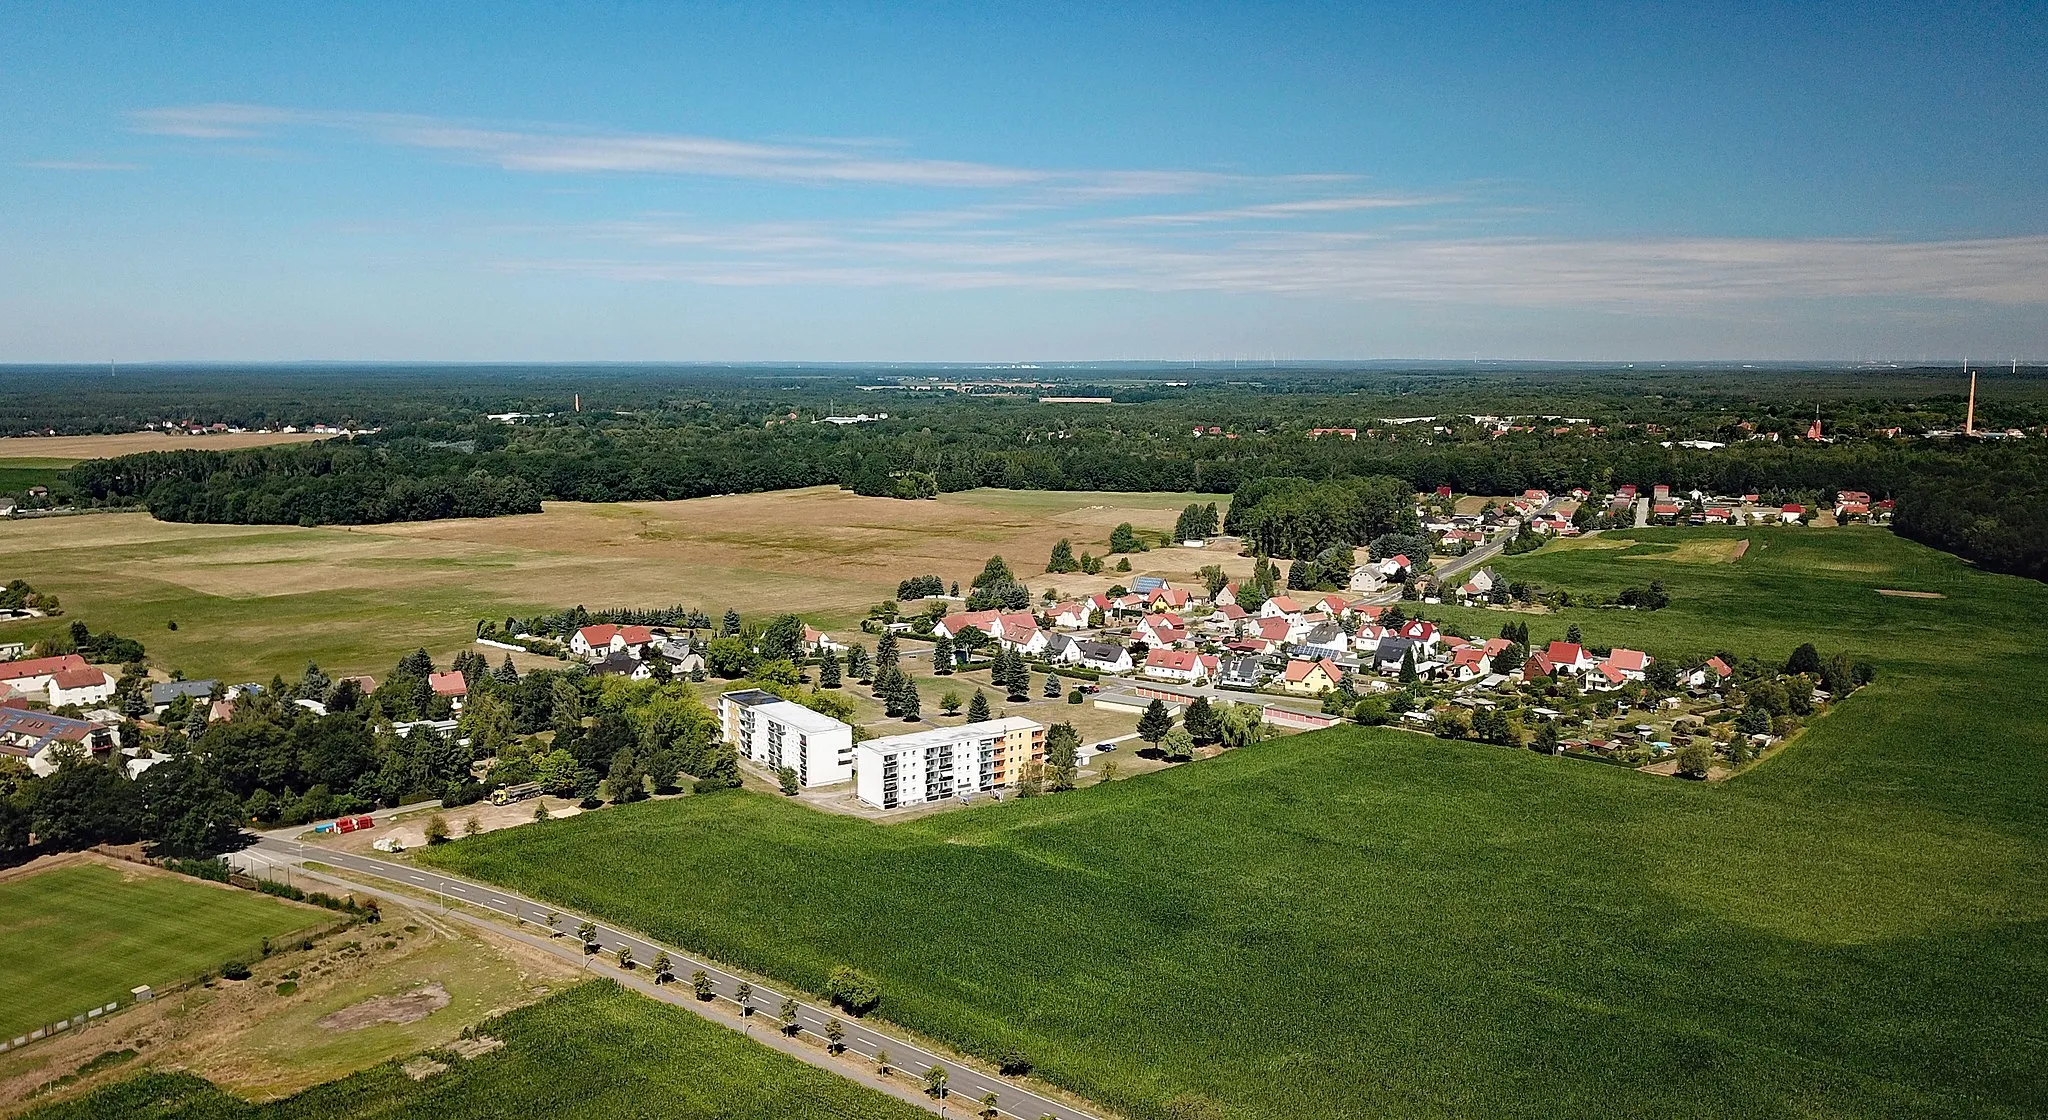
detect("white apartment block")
(718, 689), (855, 788)
(855, 717), (1045, 810)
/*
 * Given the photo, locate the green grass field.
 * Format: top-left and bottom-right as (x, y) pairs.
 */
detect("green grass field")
(0, 864), (326, 1040)
(21, 981), (927, 1120)
(415, 526), (2048, 1120)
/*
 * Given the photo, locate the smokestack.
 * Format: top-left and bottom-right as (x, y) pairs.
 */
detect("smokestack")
(574, 393), (581, 414)
(1965, 367), (1976, 437)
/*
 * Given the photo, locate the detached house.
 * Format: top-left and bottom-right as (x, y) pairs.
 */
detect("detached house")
(1686, 656), (1735, 689)
(1293, 621), (1351, 661)
(1064, 640), (1133, 674)
(1447, 646), (1492, 681)
(571, 624), (655, 661)
(1260, 595), (1304, 620)
(1134, 613), (1188, 647)
(1144, 648), (1219, 684)
(0, 707), (118, 776)
(1047, 602), (1092, 630)
(0, 655), (91, 699)
(1541, 641), (1597, 675)
(47, 667), (115, 708)
(935, 610), (1003, 641)
(427, 670), (469, 708)
(1280, 658), (1343, 696)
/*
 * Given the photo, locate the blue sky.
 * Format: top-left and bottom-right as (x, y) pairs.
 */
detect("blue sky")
(4, 2), (2044, 361)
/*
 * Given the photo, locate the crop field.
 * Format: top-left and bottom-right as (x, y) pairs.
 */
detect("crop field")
(419, 526), (2048, 1120)
(0, 860), (326, 1041)
(0, 432), (326, 465)
(19, 980), (928, 1120)
(0, 487), (1227, 681)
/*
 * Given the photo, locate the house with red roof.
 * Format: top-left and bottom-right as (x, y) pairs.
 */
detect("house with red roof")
(1260, 595), (1304, 619)
(1448, 645), (1492, 681)
(1148, 587), (1191, 609)
(1542, 641), (1596, 675)
(47, 666), (115, 708)
(1214, 582), (1239, 607)
(571, 624), (655, 661)
(1143, 648), (1219, 684)
(1603, 649), (1652, 680)
(1398, 619), (1441, 655)
(998, 624), (1051, 655)
(1686, 656), (1735, 689)
(1280, 658), (1343, 696)
(935, 610), (1003, 640)
(428, 671), (469, 707)
(1587, 661), (1632, 691)
(0, 654), (90, 696)
(1780, 503), (1805, 524)
(1047, 602), (1093, 630)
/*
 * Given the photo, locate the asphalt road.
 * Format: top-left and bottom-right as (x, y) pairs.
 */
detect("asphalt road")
(239, 837), (1099, 1120)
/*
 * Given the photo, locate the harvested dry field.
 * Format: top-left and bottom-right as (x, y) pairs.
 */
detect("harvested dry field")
(0, 430), (326, 464)
(0, 487), (1230, 680)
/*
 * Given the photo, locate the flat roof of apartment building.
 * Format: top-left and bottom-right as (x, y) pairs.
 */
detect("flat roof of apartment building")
(860, 716), (1041, 755)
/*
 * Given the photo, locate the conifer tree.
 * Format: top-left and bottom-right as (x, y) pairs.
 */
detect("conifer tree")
(967, 689), (991, 722)
(819, 647), (842, 689)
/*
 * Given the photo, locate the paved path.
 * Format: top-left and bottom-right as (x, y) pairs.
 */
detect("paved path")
(235, 838), (1102, 1120)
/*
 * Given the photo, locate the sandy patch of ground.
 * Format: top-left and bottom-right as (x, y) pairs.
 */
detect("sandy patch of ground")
(399, 1055), (448, 1080)
(1876, 588), (1946, 599)
(319, 799), (587, 854)
(0, 431), (326, 463)
(317, 984), (451, 1030)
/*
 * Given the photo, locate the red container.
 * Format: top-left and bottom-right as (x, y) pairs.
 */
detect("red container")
(351, 815), (375, 830)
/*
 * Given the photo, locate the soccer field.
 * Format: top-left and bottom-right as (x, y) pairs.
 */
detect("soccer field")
(0, 861), (326, 1040)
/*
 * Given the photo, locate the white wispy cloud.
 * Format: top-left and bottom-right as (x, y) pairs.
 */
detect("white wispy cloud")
(1096, 194), (1460, 226)
(22, 159), (143, 171)
(509, 220), (2048, 306)
(132, 103), (1277, 193)
(127, 102), (2048, 311)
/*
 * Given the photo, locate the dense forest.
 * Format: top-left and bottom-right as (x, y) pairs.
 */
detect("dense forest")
(21, 364), (2048, 581)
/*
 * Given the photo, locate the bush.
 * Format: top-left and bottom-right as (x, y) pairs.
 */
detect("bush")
(824, 965), (882, 1015)
(424, 814), (451, 844)
(221, 960), (251, 981)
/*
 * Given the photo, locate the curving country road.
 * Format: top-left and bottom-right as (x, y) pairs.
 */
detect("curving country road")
(237, 836), (1099, 1120)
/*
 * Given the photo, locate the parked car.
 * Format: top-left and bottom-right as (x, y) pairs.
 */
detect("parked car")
(1095, 741), (1117, 752)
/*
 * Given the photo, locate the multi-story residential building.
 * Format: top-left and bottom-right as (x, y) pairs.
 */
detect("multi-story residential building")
(854, 717), (1044, 810)
(718, 689), (855, 788)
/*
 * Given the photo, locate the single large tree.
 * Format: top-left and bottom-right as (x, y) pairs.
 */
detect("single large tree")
(1046, 539), (1078, 573)
(1045, 722), (1080, 791)
(1108, 522), (1145, 554)
(898, 678), (922, 721)
(819, 647), (842, 689)
(1137, 698), (1173, 743)
(972, 555), (1014, 588)
(931, 632), (954, 674)
(967, 689), (991, 722)
(875, 631), (899, 669)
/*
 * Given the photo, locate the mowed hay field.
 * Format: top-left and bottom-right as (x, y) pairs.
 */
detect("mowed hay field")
(422, 526), (2048, 1120)
(22, 981), (928, 1120)
(0, 860), (327, 1040)
(0, 487), (1231, 680)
